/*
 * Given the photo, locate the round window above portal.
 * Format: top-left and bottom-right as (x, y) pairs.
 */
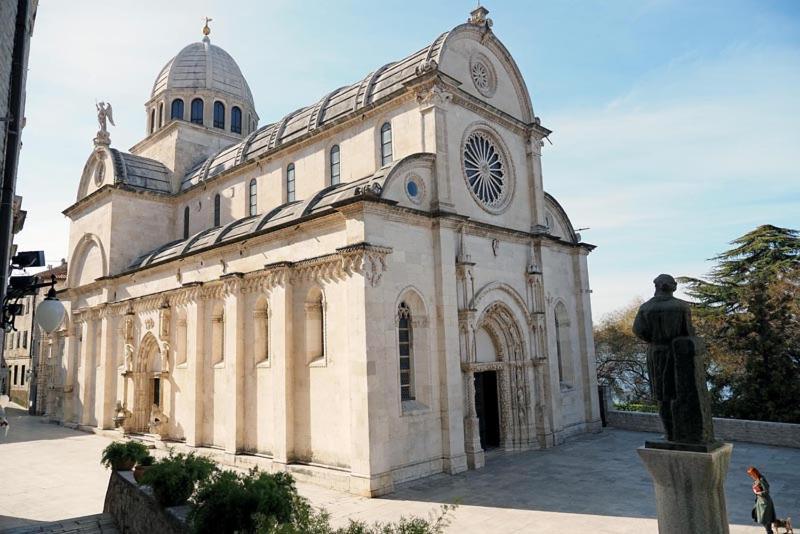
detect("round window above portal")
(462, 128), (513, 214)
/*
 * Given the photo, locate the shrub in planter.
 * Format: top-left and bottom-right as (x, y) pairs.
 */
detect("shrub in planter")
(101, 441), (150, 471)
(133, 454), (155, 483)
(189, 469), (298, 534)
(141, 452), (216, 507)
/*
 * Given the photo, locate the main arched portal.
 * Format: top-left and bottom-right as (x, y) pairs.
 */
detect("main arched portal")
(128, 333), (161, 433)
(463, 301), (535, 467)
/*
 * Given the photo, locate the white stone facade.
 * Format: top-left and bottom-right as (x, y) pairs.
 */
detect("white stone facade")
(52, 8), (601, 496)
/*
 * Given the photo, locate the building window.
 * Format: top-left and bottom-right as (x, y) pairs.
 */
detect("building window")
(152, 377), (161, 406)
(380, 122), (393, 166)
(286, 163), (296, 202)
(213, 101), (225, 129)
(191, 98), (204, 125)
(213, 194), (221, 227)
(149, 109), (156, 134)
(13, 365), (18, 385)
(231, 106), (242, 134)
(22, 331), (27, 349)
(398, 302), (414, 401)
(171, 98), (184, 120)
(158, 102), (164, 127)
(183, 206), (190, 239)
(330, 145), (340, 185)
(248, 178), (257, 216)
(21, 365), (25, 385)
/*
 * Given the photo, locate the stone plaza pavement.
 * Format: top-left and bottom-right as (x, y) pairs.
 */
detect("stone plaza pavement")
(0, 407), (797, 533)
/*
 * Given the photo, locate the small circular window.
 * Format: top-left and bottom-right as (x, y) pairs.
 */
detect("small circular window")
(463, 130), (510, 212)
(469, 54), (497, 98)
(404, 174), (424, 205)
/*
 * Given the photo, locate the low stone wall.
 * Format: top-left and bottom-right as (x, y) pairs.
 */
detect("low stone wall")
(103, 470), (188, 533)
(607, 410), (800, 449)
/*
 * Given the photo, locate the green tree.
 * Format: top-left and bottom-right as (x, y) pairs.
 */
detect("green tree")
(680, 224), (800, 423)
(594, 298), (651, 403)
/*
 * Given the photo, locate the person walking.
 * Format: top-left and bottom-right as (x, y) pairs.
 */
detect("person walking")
(748, 466), (777, 533)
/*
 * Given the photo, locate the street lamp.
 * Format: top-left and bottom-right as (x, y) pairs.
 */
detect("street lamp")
(35, 283), (65, 334)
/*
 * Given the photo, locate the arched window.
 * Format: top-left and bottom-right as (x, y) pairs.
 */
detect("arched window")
(191, 98), (204, 125)
(149, 109), (156, 134)
(248, 178), (257, 216)
(213, 101), (225, 129)
(380, 122), (393, 166)
(213, 194), (221, 226)
(305, 288), (325, 364)
(254, 299), (269, 363)
(329, 145), (340, 185)
(231, 106), (242, 134)
(171, 98), (184, 120)
(398, 302), (414, 401)
(286, 163), (296, 202)
(554, 303), (573, 385)
(176, 313), (188, 366)
(183, 206), (190, 239)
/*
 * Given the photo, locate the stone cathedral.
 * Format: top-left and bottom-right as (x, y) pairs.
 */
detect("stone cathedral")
(53, 8), (600, 496)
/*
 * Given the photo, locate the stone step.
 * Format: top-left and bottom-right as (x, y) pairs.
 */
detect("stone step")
(2, 513), (119, 534)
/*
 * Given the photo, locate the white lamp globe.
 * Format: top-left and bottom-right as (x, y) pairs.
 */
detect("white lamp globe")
(36, 293), (65, 334)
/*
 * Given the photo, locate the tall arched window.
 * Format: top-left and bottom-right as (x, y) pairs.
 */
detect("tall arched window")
(286, 163), (296, 202)
(171, 98), (184, 120)
(149, 109), (156, 134)
(231, 106), (242, 134)
(158, 102), (164, 127)
(398, 302), (414, 401)
(213, 101), (225, 129)
(329, 145), (340, 185)
(554, 302), (573, 385)
(183, 206), (190, 239)
(213, 194), (221, 226)
(191, 98), (204, 125)
(248, 178), (257, 216)
(380, 122), (393, 166)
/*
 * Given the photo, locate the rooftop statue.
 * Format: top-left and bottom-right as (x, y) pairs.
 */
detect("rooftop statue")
(96, 101), (114, 133)
(633, 274), (717, 450)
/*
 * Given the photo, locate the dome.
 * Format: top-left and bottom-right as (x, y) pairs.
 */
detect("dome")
(151, 37), (255, 109)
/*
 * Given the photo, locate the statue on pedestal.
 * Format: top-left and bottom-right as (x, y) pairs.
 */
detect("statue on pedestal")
(633, 274), (716, 450)
(94, 101), (114, 146)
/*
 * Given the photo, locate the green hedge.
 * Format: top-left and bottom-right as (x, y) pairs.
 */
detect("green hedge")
(614, 402), (659, 413)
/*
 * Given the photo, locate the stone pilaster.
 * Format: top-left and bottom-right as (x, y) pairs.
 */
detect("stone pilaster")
(97, 313), (118, 429)
(79, 319), (96, 426)
(222, 275), (244, 454)
(270, 272), (293, 467)
(184, 291), (205, 447)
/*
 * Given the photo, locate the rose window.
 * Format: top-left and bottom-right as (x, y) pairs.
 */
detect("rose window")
(471, 62), (490, 92)
(463, 131), (507, 210)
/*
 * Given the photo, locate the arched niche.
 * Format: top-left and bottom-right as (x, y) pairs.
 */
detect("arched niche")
(68, 233), (108, 288)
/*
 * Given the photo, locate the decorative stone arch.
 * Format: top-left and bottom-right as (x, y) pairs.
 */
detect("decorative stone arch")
(304, 285), (326, 365)
(436, 23), (535, 123)
(544, 193), (579, 243)
(470, 281), (530, 324)
(68, 233), (108, 288)
(76, 147), (114, 201)
(252, 293), (270, 364)
(128, 332), (161, 433)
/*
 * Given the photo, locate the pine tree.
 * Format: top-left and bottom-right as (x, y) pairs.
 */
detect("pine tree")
(680, 225), (800, 423)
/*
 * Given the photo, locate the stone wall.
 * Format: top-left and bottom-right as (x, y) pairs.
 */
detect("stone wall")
(103, 470), (188, 534)
(607, 409), (800, 449)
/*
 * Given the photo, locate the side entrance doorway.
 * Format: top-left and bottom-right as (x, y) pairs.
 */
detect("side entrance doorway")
(474, 370), (500, 450)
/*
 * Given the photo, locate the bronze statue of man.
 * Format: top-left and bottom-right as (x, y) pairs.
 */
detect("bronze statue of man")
(633, 274), (715, 449)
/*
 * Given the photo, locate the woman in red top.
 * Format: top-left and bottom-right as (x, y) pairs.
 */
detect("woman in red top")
(748, 466), (777, 533)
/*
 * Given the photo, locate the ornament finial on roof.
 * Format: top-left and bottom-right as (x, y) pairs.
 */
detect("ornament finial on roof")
(202, 16), (212, 42)
(468, 5), (492, 28)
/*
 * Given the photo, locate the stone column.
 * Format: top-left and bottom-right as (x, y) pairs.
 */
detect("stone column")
(222, 275), (244, 455)
(79, 319), (96, 426)
(573, 250), (601, 430)
(431, 222), (467, 474)
(96, 313), (117, 429)
(184, 292), (205, 448)
(270, 270), (293, 468)
(638, 444), (733, 534)
(418, 85), (454, 211)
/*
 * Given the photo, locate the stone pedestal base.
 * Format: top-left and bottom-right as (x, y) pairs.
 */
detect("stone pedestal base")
(638, 443), (733, 534)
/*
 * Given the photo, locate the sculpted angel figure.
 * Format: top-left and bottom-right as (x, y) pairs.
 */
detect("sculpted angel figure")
(96, 101), (115, 133)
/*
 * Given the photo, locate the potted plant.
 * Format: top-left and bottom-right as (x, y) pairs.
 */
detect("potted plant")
(133, 454), (155, 483)
(101, 440), (150, 471)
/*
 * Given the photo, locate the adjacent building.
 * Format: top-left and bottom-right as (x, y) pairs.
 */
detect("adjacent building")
(53, 7), (601, 496)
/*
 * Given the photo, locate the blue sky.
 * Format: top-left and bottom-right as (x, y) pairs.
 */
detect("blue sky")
(14, 0), (800, 319)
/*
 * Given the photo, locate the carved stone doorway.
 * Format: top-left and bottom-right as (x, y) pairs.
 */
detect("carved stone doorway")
(475, 371), (500, 450)
(130, 334), (158, 433)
